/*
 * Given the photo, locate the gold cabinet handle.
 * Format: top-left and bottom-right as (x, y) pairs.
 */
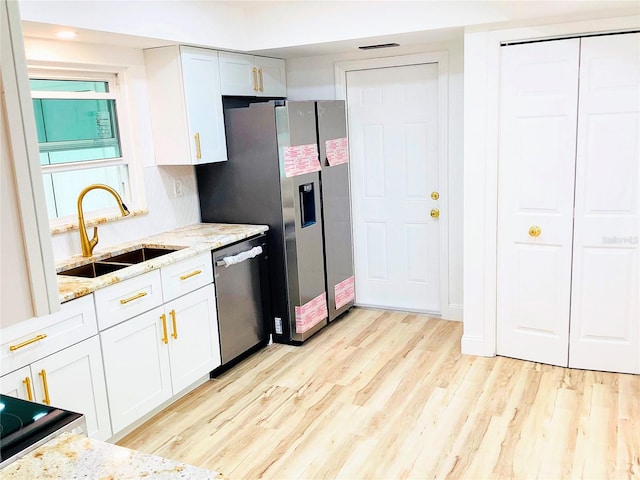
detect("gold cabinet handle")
(179, 269), (202, 281)
(10, 333), (47, 351)
(170, 310), (178, 340)
(529, 225), (542, 237)
(252, 67), (259, 91)
(120, 291), (147, 305)
(430, 208), (440, 219)
(23, 377), (34, 401)
(194, 132), (202, 160)
(258, 68), (264, 92)
(39, 369), (51, 405)
(160, 314), (169, 344)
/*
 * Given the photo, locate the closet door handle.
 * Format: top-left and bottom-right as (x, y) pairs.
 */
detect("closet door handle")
(529, 225), (542, 237)
(258, 68), (264, 92)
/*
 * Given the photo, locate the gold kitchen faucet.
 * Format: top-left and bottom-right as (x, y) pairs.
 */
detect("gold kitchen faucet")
(77, 184), (130, 257)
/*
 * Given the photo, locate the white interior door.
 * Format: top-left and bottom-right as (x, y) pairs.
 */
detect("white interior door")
(346, 63), (440, 313)
(569, 33), (640, 374)
(496, 39), (580, 367)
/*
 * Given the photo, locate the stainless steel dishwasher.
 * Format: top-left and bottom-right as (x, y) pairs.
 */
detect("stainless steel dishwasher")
(213, 234), (270, 366)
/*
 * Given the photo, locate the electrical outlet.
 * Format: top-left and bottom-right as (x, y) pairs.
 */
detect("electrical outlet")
(173, 178), (184, 197)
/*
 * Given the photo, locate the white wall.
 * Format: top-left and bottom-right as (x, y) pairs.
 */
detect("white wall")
(461, 15), (640, 356)
(23, 37), (200, 261)
(286, 38), (464, 318)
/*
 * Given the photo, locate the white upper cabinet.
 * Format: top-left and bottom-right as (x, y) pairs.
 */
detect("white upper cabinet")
(218, 51), (286, 97)
(144, 46), (227, 165)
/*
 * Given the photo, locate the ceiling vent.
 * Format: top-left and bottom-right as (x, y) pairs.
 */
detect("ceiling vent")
(358, 42), (400, 50)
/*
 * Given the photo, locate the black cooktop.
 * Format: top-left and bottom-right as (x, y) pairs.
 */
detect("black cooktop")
(0, 394), (83, 465)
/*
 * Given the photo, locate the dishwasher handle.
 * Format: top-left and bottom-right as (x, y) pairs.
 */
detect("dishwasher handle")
(216, 246), (263, 268)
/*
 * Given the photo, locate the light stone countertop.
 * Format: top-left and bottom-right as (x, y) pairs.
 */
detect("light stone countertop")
(0, 432), (224, 479)
(56, 223), (268, 303)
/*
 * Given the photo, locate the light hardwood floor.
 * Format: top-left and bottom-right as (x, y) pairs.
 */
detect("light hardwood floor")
(118, 308), (640, 479)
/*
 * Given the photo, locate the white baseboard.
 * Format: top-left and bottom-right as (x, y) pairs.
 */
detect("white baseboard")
(461, 334), (495, 357)
(445, 304), (463, 321)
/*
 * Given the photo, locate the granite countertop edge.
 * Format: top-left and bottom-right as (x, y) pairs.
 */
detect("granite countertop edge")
(56, 223), (269, 303)
(0, 431), (224, 479)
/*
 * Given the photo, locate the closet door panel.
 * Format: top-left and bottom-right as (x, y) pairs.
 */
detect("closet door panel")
(569, 33), (640, 374)
(496, 39), (580, 367)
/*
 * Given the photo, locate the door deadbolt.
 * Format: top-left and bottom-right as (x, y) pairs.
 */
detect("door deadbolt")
(431, 191), (439, 200)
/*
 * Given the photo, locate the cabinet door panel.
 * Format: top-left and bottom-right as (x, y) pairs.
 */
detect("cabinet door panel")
(0, 366), (33, 400)
(218, 51), (256, 96)
(31, 336), (111, 440)
(569, 33), (640, 374)
(167, 284), (220, 393)
(100, 307), (171, 434)
(496, 39), (580, 366)
(255, 56), (286, 97)
(181, 47), (227, 163)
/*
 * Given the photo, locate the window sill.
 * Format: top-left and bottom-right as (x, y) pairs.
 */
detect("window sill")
(50, 209), (148, 235)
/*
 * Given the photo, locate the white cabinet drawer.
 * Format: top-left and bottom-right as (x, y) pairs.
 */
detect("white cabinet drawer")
(94, 270), (162, 331)
(161, 252), (213, 302)
(0, 295), (97, 376)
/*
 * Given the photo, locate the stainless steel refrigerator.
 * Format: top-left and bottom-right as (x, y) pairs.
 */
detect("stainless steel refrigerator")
(196, 100), (354, 345)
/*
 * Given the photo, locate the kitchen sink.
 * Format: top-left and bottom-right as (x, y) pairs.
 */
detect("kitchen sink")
(58, 247), (181, 279)
(58, 261), (129, 279)
(102, 247), (180, 264)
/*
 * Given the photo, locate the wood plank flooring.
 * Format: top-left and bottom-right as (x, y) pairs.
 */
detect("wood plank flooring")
(118, 308), (640, 479)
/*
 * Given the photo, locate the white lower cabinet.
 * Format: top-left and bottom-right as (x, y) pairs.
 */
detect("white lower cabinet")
(0, 336), (112, 441)
(100, 305), (172, 433)
(166, 284), (220, 392)
(101, 284), (220, 434)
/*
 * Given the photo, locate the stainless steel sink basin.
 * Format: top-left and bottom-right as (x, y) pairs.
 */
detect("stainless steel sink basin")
(58, 247), (181, 279)
(58, 261), (129, 278)
(102, 247), (180, 264)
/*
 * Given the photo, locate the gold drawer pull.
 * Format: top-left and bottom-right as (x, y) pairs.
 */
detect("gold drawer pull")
(39, 369), (51, 405)
(23, 377), (34, 401)
(170, 310), (178, 340)
(160, 314), (169, 344)
(180, 269), (202, 281)
(120, 291), (147, 305)
(252, 67), (259, 91)
(194, 132), (202, 160)
(10, 334), (47, 351)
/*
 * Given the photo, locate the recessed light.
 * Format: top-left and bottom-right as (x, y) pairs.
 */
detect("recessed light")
(56, 31), (77, 40)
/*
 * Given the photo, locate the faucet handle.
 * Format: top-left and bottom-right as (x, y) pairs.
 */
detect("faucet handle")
(90, 226), (99, 253)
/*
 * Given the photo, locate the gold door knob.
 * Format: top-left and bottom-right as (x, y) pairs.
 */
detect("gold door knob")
(430, 208), (440, 219)
(431, 191), (439, 200)
(529, 225), (542, 237)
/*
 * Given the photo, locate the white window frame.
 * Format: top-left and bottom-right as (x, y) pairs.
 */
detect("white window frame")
(28, 66), (140, 226)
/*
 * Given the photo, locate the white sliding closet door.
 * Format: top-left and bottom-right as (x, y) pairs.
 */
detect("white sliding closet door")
(496, 39), (580, 367)
(569, 33), (640, 374)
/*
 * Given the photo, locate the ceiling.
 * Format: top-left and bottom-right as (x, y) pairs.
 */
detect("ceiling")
(20, 1), (640, 59)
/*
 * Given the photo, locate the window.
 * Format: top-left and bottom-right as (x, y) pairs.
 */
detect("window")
(29, 70), (131, 221)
